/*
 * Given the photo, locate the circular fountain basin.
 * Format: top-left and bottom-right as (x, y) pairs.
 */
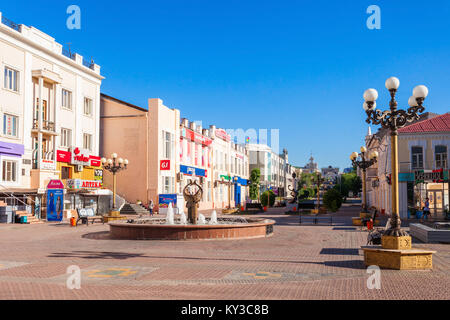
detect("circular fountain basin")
(108, 217), (275, 240)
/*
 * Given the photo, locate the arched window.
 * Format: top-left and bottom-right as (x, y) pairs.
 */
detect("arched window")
(435, 145), (448, 169)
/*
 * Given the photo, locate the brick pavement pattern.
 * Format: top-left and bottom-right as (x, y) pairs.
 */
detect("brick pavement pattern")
(0, 205), (448, 299)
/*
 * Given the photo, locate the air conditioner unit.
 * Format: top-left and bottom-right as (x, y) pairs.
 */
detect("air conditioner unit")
(75, 165), (83, 172)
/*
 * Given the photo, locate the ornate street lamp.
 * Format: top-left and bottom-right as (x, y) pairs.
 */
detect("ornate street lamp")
(313, 173), (325, 212)
(101, 153), (128, 211)
(350, 147), (378, 212)
(363, 77), (428, 236)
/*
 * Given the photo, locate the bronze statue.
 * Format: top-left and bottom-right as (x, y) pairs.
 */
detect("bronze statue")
(288, 172), (298, 204)
(183, 179), (203, 224)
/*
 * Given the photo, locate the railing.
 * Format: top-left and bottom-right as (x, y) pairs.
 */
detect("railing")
(62, 48), (75, 60)
(33, 119), (56, 132)
(1, 16), (21, 32)
(82, 58), (95, 70)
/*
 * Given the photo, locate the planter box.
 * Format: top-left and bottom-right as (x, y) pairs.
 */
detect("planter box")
(410, 223), (450, 243)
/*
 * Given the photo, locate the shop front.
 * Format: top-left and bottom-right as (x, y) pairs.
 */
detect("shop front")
(56, 148), (104, 213)
(233, 176), (249, 207)
(401, 169), (449, 217)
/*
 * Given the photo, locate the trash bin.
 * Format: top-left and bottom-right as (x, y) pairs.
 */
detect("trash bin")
(20, 215), (27, 224)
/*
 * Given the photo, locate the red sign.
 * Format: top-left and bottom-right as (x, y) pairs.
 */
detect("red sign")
(56, 149), (101, 167)
(182, 128), (212, 146)
(215, 128), (231, 142)
(56, 150), (71, 163)
(81, 180), (102, 188)
(47, 179), (65, 189)
(160, 160), (170, 170)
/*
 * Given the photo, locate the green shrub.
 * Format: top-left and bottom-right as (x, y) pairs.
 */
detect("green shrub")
(261, 190), (276, 207)
(323, 189), (343, 212)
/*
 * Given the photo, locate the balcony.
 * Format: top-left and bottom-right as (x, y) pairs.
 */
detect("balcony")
(1, 15), (21, 33)
(32, 119), (56, 133)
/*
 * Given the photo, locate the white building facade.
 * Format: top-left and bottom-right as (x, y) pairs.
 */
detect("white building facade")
(0, 12), (104, 215)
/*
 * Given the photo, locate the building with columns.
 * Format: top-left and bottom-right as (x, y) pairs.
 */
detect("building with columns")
(0, 12), (104, 216)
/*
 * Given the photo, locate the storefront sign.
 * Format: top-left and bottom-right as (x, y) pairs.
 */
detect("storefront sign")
(67, 179), (102, 189)
(159, 194), (177, 209)
(94, 169), (103, 181)
(47, 179), (65, 189)
(415, 170), (444, 183)
(182, 128), (212, 146)
(160, 160), (171, 170)
(215, 128), (231, 142)
(180, 165), (207, 177)
(41, 159), (56, 170)
(56, 148), (101, 167)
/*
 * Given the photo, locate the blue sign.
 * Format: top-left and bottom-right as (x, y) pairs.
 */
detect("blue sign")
(47, 189), (64, 222)
(233, 176), (248, 186)
(159, 194), (177, 209)
(180, 165), (206, 177)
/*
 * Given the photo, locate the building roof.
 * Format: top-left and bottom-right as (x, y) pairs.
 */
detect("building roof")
(398, 113), (450, 134)
(100, 93), (148, 113)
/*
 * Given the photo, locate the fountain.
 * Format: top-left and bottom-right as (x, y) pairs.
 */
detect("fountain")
(165, 203), (175, 225)
(179, 212), (187, 225)
(109, 180), (275, 240)
(209, 210), (218, 225)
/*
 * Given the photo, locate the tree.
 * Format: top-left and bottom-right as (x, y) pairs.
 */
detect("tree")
(323, 189), (343, 212)
(249, 168), (261, 200)
(334, 173), (361, 198)
(261, 190), (276, 207)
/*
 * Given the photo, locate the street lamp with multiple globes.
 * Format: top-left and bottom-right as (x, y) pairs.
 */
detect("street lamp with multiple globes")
(363, 76), (428, 236)
(350, 147), (378, 212)
(101, 153), (129, 211)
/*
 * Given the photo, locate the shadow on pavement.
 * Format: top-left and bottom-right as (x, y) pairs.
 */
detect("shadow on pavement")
(320, 248), (360, 255)
(48, 250), (145, 259)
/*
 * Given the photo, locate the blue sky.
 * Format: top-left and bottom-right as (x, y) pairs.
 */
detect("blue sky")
(2, 0), (449, 170)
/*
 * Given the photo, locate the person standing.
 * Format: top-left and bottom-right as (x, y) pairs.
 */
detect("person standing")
(149, 200), (154, 216)
(423, 197), (431, 220)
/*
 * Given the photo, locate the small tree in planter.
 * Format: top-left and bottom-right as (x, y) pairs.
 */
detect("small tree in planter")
(249, 168), (261, 201)
(323, 189), (343, 213)
(261, 190), (276, 208)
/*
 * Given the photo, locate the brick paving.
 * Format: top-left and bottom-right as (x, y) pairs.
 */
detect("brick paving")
(0, 204), (448, 299)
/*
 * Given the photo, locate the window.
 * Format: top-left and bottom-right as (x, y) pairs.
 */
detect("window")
(61, 166), (71, 180)
(435, 145), (448, 169)
(4, 67), (19, 92)
(411, 147), (424, 169)
(84, 97), (93, 116)
(162, 176), (174, 194)
(3, 114), (18, 137)
(2, 160), (17, 182)
(83, 133), (92, 151)
(61, 128), (72, 147)
(162, 131), (173, 159)
(62, 89), (72, 110)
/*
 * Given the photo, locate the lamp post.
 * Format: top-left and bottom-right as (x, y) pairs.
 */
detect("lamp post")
(350, 147), (378, 212)
(101, 153), (128, 211)
(314, 173), (324, 212)
(363, 77), (428, 236)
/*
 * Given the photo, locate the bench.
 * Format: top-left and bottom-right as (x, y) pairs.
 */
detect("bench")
(299, 215), (333, 225)
(76, 208), (104, 226)
(246, 203), (264, 212)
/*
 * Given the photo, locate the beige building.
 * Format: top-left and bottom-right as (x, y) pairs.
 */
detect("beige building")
(365, 113), (450, 218)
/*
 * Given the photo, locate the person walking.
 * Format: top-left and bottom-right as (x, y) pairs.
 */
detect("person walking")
(423, 197), (431, 221)
(149, 200), (154, 216)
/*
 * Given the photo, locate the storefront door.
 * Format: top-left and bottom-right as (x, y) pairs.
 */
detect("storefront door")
(427, 191), (443, 215)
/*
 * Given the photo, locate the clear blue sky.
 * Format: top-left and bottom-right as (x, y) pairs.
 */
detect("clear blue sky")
(2, 0), (449, 170)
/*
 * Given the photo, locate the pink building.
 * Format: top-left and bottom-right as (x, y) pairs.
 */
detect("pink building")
(100, 94), (249, 213)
